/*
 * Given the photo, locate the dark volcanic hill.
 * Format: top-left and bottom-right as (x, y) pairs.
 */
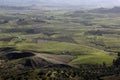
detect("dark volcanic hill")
(90, 7), (120, 13)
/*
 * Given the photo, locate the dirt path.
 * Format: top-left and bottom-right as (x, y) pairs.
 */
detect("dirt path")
(35, 53), (75, 64)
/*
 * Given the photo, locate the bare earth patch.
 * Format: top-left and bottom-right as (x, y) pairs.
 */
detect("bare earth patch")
(35, 53), (75, 64)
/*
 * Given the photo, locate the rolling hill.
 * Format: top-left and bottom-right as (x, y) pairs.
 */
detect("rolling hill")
(90, 7), (120, 13)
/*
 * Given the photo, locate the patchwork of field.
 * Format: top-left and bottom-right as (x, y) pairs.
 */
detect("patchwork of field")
(0, 10), (119, 68)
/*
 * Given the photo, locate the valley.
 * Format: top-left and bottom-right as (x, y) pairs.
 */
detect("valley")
(0, 6), (120, 80)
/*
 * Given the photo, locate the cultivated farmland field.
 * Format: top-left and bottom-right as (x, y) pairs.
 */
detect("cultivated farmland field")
(0, 4), (120, 80)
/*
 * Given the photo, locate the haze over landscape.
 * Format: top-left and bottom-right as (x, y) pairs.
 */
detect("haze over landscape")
(0, 0), (120, 80)
(0, 0), (120, 8)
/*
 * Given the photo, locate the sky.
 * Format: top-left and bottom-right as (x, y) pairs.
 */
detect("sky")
(0, 0), (120, 7)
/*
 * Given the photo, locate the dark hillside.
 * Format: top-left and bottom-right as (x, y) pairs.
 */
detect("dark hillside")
(90, 7), (120, 13)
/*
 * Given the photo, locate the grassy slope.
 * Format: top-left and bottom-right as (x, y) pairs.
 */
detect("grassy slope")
(15, 41), (116, 66)
(0, 11), (118, 67)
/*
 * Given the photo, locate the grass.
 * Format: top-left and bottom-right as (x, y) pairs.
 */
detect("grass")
(0, 10), (119, 67)
(69, 54), (116, 66)
(69, 45), (116, 66)
(15, 41), (116, 66)
(16, 41), (100, 55)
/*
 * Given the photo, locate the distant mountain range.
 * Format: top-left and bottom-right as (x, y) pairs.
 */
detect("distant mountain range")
(0, 0), (120, 8)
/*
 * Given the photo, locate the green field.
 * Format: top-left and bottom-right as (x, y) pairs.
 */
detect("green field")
(0, 10), (119, 66)
(0, 7), (120, 80)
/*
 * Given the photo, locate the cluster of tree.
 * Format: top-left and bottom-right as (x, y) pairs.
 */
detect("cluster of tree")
(0, 52), (120, 80)
(2, 26), (57, 36)
(34, 36), (76, 44)
(17, 18), (47, 25)
(85, 30), (117, 36)
(0, 20), (8, 24)
(17, 19), (29, 25)
(2, 28), (35, 34)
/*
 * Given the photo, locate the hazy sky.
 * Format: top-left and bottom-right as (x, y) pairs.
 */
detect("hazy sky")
(64, 0), (120, 6)
(0, 0), (120, 7)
